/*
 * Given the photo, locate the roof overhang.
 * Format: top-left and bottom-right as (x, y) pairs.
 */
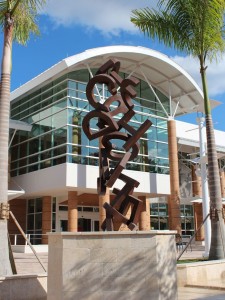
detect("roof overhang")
(8, 190), (25, 201)
(10, 45), (209, 117)
(9, 119), (32, 132)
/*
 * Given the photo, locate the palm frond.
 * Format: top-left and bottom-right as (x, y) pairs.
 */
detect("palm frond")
(131, 0), (225, 61)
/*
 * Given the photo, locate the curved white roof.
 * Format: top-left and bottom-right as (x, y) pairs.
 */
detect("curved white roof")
(11, 45), (218, 116)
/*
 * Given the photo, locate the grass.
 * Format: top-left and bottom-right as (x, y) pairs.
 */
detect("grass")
(177, 258), (208, 264)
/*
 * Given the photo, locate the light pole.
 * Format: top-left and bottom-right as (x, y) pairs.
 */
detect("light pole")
(197, 116), (211, 257)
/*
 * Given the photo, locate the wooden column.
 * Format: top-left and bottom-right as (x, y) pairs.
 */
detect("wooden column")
(99, 188), (110, 230)
(194, 203), (204, 241)
(139, 196), (150, 231)
(192, 165), (204, 240)
(68, 191), (78, 232)
(220, 170), (225, 199)
(42, 196), (52, 244)
(192, 165), (202, 197)
(167, 119), (181, 234)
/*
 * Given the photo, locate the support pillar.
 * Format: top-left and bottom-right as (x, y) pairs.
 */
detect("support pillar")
(192, 165), (204, 241)
(139, 196), (150, 231)
(167, 119), (181, 234)
(68, 191), (78, 232)
(220, 170), (225, 199)
(42, 196), (52, 244)
(99, 188), (110, 230)
(192, 165), (202, 197)
(193, 203), (204, 241)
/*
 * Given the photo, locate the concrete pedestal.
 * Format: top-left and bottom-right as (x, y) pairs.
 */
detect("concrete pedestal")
(48, 231), (177, 300)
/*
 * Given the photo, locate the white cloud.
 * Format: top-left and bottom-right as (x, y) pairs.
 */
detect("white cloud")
(43, 0), (155, 35)
(42, 1), (225, 98)
(172, 55), (225, 98)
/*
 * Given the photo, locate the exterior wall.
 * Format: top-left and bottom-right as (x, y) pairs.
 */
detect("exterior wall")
(8, 199), (26, 245)
(13, 163), (170, 198)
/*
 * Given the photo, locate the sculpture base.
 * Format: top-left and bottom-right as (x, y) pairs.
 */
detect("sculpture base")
(47, 231), (177, 300)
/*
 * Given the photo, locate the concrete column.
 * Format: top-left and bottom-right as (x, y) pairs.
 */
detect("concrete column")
(68, 191), (78, 232)
(192, 165), (202, 197)
(220, 170), (225, 199)
(193, 203), (204, 241)
(167, 119), (181, 234)
(42, 196), (52, 244)
(139, 196), (150, 231)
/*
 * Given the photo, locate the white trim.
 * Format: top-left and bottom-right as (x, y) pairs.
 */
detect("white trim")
(10, 45), (205, 117)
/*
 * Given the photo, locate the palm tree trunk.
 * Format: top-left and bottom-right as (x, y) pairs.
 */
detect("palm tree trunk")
(0, 16), (13, 276)
(200, 63), (225, 260)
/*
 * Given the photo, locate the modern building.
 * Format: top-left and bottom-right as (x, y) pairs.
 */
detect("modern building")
(8, 46), (225, 246)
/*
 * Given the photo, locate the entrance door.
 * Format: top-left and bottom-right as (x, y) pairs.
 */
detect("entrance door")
(60, 220), (68, 232)
(78, 218), (99, 231)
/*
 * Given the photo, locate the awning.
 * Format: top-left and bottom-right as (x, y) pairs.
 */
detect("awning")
(9, 119), (32, 132)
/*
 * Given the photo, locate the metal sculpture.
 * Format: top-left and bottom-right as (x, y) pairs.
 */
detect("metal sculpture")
(82, 59), (152, 230)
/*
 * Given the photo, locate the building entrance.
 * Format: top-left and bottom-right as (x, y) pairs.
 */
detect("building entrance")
(58, 205), (99, 232)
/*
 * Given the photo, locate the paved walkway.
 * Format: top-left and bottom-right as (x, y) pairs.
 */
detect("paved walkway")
(12, 243), (225, 300)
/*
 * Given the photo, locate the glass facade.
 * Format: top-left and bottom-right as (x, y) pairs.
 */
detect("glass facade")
(27, 198), (42, 244)
(10, 69), (169, 176)
(180, 204), (194, 235)
(150, 203), (195, 234)
(150, 203), (169, 230)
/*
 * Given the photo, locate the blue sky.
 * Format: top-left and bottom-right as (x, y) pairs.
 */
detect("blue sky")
(2, 0), (225, 130)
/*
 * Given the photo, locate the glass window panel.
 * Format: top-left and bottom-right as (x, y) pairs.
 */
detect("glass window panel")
(68, 81), (76, 89)
(83, 207), (93, 212)
(29, 138), (39, 155)
(41, 133), (52, 152)
(19, 158), (27, 167)
(53, 145), (66, 156)
(89, 148), (99, 158)
(52, 198), (56, 212)
(52, 110), (67, 129)
(150, 218), (159, 230)
(35, 214), (42, 230)
(157, 158), (169, 167)
(159, 217), (168, 229)
(19, 142), (28, 158)
(53, 156), (66, 166)
(69, 69), (89, 82)
(40, 107), (52, 120)
(157, 128), (168, 143)
(69, 155), (82, 164)
(27, 215), (34, 230)
(35, 199), (42, 213)
(52, 100), (67, 113)
(28, 199), (35, 213)
(53, 127), (67, 146)
(157, 142), (168, 158)
(18, 167), (26, 175)
(28, 164), (39, 172)
(29, 154), (39, 164)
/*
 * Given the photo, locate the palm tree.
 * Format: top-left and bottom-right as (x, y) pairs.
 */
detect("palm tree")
(0, 0), (46, 275)
(131, 0), (225, 260)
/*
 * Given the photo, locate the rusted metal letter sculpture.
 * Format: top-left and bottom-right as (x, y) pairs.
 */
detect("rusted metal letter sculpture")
(82, 59), (152, 230)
